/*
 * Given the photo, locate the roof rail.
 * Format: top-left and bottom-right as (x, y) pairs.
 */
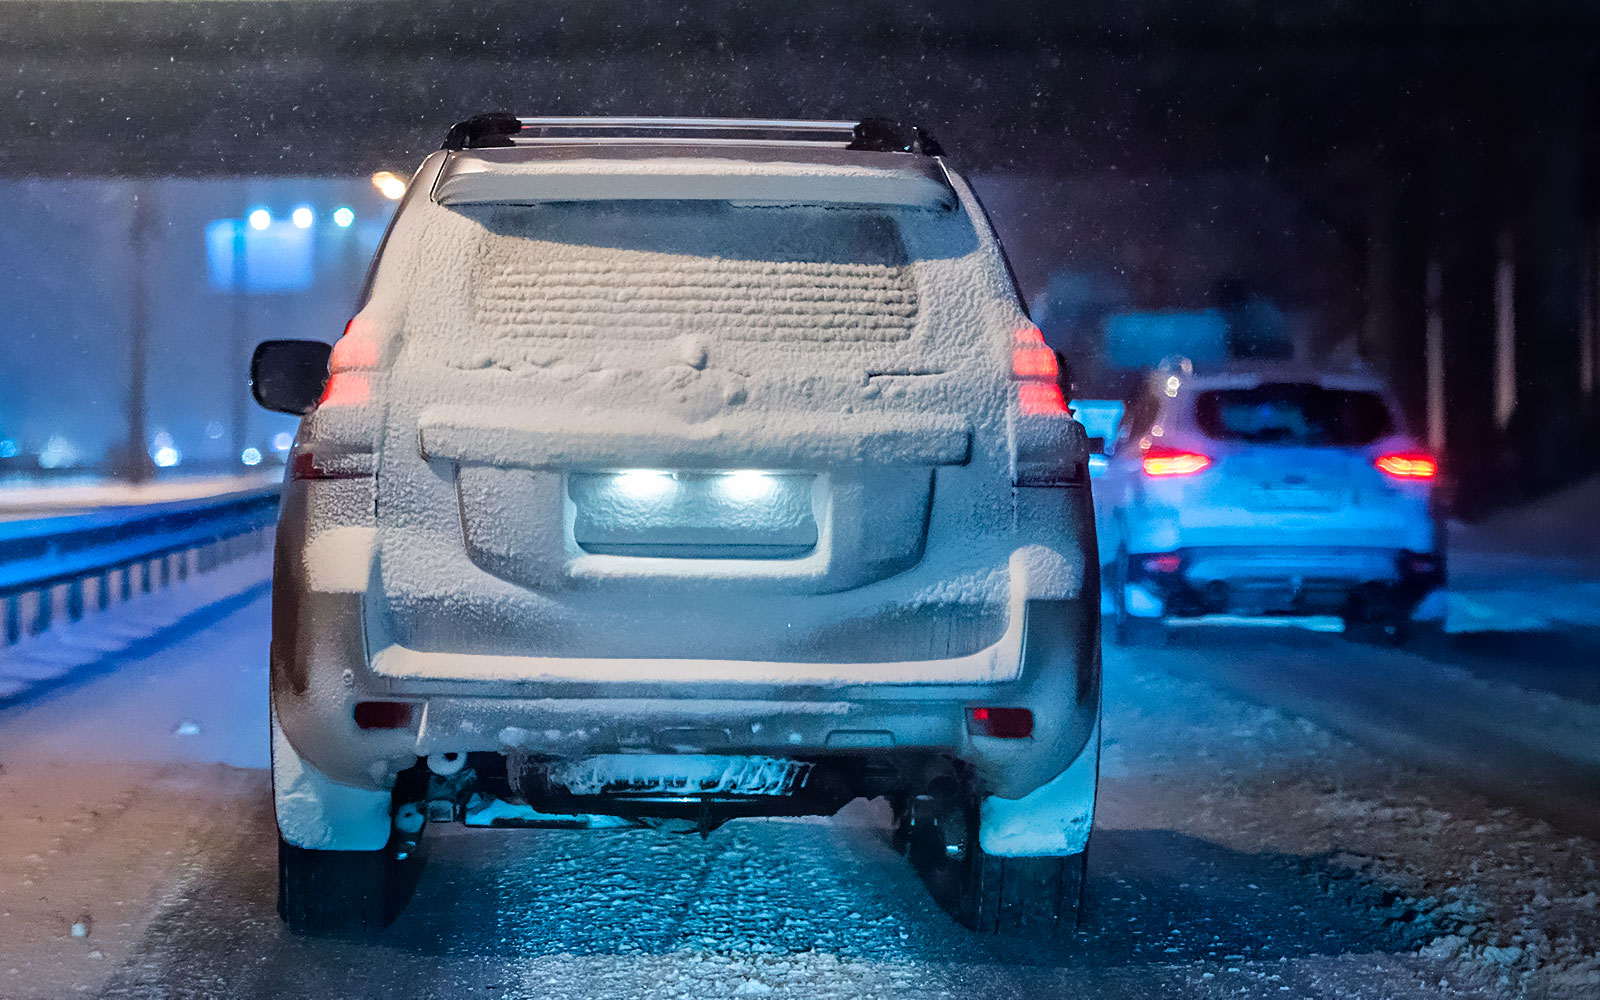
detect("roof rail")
(440, 114), (945, 156)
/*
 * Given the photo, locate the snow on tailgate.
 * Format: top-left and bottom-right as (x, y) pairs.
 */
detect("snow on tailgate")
(417, 406), (971, 469)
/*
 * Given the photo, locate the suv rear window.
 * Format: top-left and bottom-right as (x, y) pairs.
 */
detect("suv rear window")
(465, 201), (920, 343)
(1193, 383), (1392, 446)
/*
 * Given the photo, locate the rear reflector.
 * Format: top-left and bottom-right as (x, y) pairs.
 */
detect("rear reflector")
(968, 707), (1034, 739)
(1141, 445), (1211, 477)
(1375, 453), (1438, 480)
(353, 701), (414, 730)
(289, 451), (373, 481)
(1142, 554), (1182, 574)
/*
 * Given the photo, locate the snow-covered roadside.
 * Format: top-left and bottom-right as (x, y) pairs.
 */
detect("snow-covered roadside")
(1104, 656), (1600, 996)
(0, 472), (283, 520)
(0, 550), (272, 703)
(1447, 477), (1600, 633)
(0, 761), (260, 998)
(0, 576), (276, 1000)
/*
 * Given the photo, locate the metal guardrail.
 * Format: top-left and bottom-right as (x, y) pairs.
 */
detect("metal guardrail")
(0, 485), (281, 645)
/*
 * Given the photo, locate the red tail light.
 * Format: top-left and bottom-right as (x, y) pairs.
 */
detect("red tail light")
(968, 707), (1034, 739)
(317, 317), (377, 408)
(1011, 324), (1075, 481)
(1013, 325), (1068, 415)
(1375, 453), (1437, 480)
(328, 333), (377, 371)
(1019, 380), (1069, 415)
(317, 372), (370, 408)
(1012, 326), (1059, 379)
(1141, 444), (1211, 477)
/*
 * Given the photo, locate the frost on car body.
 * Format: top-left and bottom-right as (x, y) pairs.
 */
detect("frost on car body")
(253, 117), (1101, 936)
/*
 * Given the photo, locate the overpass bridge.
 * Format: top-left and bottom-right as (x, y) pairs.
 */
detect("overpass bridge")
(3, 0), (1598, 502)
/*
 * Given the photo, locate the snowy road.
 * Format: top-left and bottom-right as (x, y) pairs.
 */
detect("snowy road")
(2, 582), (1597, 998)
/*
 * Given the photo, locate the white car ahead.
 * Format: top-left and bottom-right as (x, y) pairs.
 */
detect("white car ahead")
(1095, 363), (1445, 644)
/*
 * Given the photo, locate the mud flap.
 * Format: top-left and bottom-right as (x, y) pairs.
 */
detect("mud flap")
(978, 718), (1099, 857)
(271, 706), (392, 851)
(1410, 588), (1447, 623)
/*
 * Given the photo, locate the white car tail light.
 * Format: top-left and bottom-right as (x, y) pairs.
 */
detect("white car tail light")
(1374, 452), (1438, 480)
(1140, 444), (1211, 477)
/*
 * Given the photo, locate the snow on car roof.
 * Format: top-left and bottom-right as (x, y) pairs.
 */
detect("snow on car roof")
(431, 144), (957, 210)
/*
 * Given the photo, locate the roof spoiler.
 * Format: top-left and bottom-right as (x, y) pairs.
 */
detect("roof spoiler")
(441, 115), (945, 156)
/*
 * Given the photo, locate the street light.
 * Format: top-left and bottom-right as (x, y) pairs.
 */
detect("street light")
(371, 172), (406, 200)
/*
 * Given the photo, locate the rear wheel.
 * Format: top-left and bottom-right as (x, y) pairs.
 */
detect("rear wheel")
(277, 836), (421, 937)
(908, 786), (1085, 938)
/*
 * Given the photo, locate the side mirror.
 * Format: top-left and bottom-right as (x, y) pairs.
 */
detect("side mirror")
(251, 339), (333, 415)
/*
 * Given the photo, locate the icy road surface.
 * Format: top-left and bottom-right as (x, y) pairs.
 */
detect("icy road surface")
(1, 583), (1597, 998)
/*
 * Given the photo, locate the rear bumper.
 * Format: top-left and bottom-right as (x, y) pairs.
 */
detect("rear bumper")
(1125, 546), (1444, 618)
(271, 597), (1101, 805)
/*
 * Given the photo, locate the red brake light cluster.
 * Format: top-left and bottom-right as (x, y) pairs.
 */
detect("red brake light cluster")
(1012, 327), (1059, 379)
(319, 318), (377, 408)
(1013, 325), (1068, 415)
(1141, 443), (1211, 477)
(1374, 453), (1438, 480)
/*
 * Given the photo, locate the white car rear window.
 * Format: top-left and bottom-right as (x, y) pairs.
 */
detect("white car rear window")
(1194, 384), (1392, 446)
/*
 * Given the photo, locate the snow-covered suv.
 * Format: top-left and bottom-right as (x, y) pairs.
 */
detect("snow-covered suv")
(251, 116), (1101, 937)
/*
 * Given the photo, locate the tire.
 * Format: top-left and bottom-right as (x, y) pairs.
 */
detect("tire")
(961, 851), (1087, 937)
(909, 788), (1086, 938)
(277, 836), (421, 937)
